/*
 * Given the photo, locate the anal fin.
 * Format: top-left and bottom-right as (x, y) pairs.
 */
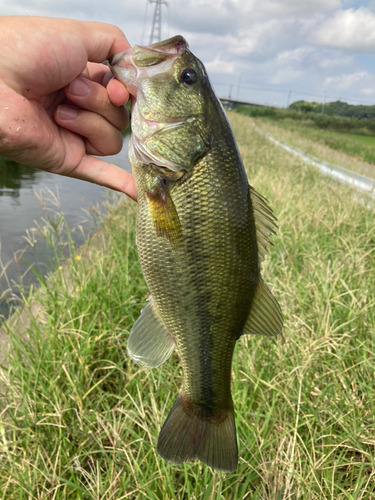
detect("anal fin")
(243, 277), (283, 337)
(128, 297), (175, 368)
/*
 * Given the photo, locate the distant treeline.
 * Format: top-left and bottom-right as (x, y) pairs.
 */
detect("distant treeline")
(289, 100), (375, 120)
(234, 104), (375, 136)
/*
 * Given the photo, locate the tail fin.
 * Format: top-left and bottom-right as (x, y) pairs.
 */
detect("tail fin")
(157, 393), (238, 473)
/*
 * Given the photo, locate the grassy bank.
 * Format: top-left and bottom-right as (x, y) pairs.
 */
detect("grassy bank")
(234, 104), (375, 177)
(235, 104), (375, 136)
(1, 112), (375, 498)
(270, 118), (375, 165)
(248, 117), (375, 180)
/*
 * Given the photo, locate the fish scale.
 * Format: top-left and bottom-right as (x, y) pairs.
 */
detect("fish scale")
(110, 35), (283, 472)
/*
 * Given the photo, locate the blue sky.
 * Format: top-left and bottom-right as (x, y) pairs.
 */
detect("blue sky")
(1, 0), (374, 107)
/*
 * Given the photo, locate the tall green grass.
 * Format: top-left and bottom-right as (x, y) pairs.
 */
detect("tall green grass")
(249, 117), (375, 180)
(262, 117), (375, 167)
(289, 100), (375, 120)
(235, 104), (375, 137)
(0, 112), (374, 498)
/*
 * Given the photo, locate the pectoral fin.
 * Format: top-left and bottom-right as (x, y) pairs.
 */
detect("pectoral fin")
(128, 297), (175, 368)
(242, 277), (283, 337)
(146, 180), (182, 245)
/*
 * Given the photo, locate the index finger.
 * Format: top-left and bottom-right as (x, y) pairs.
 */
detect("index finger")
(70, 155), (137, 201)
(0, 17), (131, 96)
(82, 63), (130, 106)
(76, 20), (131, 62)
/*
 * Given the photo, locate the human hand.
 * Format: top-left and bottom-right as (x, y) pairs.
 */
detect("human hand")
(0, 16), (137, 201)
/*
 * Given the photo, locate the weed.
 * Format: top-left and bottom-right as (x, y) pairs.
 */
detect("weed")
(0, 113), (374, 498)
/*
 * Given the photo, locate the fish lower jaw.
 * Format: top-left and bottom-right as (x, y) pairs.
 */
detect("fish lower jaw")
(110, 64), (138, 95)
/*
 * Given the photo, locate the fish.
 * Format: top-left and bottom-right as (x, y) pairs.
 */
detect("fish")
(109, 36), (283, 473)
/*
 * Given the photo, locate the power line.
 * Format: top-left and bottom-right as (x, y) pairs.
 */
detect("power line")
(212, 81), (375, 106)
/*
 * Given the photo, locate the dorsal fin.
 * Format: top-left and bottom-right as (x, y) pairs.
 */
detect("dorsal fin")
(249, 186), (278, 265)
(241, 187), (283, 337)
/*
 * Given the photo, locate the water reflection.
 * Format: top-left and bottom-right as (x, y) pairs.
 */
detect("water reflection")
(0, 137), (131, 318)
(0, 159), (41, 198)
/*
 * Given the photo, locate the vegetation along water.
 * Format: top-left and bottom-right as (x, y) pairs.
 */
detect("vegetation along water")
(1, 110), (374, 498)
(0, 141), (131, 317)
(235, 104), (375, 180)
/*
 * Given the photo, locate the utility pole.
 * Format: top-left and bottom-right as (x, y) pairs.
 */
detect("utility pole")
(228, 83), (233, 100)
(321, 90), (327, 114)
(149, 0), (168, 45)
(286, 90), (292, 108)
(236, 77), (242, 100)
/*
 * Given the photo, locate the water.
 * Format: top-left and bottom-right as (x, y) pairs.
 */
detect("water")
(0, 137), (131, 316)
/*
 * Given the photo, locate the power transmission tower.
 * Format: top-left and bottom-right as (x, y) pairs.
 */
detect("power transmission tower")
(149, 0), (168, 45)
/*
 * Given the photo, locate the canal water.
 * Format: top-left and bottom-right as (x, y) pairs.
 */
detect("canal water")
(0, 136), (131, 317)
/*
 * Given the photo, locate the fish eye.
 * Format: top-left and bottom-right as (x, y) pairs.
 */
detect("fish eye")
(180, 68), (198, 85)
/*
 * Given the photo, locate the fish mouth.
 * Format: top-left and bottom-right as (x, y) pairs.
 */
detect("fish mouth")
(148, 35), (188, 53)
(132, 36), (188, 67)
(108, 36), (188, 93)
(109, 48), (139, 95)
(108, 49), (129, 66)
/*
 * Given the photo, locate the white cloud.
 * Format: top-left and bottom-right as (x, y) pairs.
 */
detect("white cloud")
(231, 0), (342, 16)
(361, 88), (375, 95)
(270, 69), (303, 85)
(277, 46), (315, 64)
(205, 56), (235, 75)
(318, 54), (353, 68)
(324, 71), (368, 89)
(0, 0), (373, 106)
(228, 18), (301, 57)
(315, 8), (375, 51)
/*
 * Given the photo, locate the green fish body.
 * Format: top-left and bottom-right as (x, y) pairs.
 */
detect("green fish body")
(110, 36), (282, 472)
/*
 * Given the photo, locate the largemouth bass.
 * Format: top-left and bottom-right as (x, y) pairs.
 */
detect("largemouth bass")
(109, 36), (283, 473)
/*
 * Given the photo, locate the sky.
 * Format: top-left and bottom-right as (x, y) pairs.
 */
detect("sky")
(1, 0), (375, 107)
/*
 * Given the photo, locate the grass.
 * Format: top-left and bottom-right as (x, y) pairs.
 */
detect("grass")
(249, 117), (375, 180)
(234, 104), (375, 136)
(1, 111), (375, 498)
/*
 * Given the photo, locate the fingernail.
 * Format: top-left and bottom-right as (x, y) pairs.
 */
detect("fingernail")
(57, 105), (78, 120)
(68, 77), (90, 96)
